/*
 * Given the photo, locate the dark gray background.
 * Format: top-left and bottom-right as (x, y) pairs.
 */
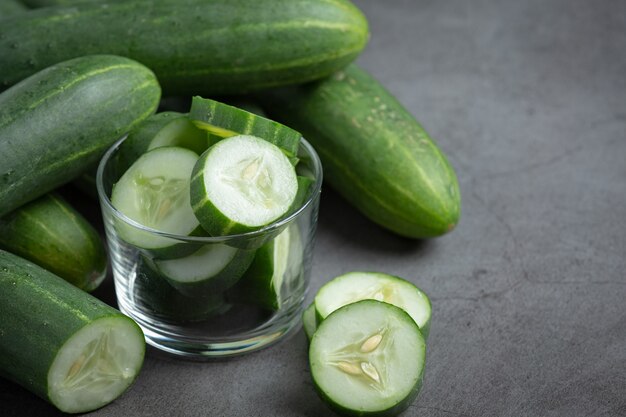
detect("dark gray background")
(2, 0), (625, 415)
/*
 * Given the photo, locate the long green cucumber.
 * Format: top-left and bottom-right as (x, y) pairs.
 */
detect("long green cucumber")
(0, 0), (368, 95)
(261, 64), (461, 238)
(0, 0), (26, 17)
(0, 250), (145, 414)
(0, 193), (107, 292)
(0, 54), (161, 217)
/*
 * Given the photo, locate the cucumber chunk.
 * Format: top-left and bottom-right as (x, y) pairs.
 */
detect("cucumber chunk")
(309, 300), (425, 416)
(302, 302), (317, 341)
(189, 96), (300, 157)
(315, 272), (432, 339)
(190, 135), (298, 236)
(111, 146), (200, 255)
(152, 244), (255, 297)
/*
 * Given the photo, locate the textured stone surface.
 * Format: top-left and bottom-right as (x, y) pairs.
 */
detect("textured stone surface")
(1, 0), (625, 415)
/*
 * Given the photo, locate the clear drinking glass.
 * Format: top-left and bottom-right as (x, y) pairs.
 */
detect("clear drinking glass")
(97, 137), (322, 358)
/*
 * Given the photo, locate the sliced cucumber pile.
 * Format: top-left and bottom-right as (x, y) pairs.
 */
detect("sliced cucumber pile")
(315, 272), (432, 339)
(111, 146), (201, 256)
(189, 96), (300, 157)
(190, 134), (298, 236)
(310, 300), (425, 416)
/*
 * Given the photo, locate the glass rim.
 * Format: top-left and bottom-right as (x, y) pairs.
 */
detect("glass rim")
(96, 135), (323, 243)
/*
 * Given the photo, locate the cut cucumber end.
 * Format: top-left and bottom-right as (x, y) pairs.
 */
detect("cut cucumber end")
(302, 302), (317, 341)
(47, 315), (145, 414)
(310, 300), (425, 416)
(315, 272), (431, 340)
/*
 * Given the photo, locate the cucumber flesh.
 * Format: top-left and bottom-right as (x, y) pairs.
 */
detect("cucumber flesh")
(148, 116), (207, 155)
(48, 316), (144, 414)
(111, 146), (200, 250)
(191, 135), (298, 235)
(315, 272), (432, 339)
(189, 96), (301, 157)
(309, 300), (425, 416)
(302, 302), (317, 340)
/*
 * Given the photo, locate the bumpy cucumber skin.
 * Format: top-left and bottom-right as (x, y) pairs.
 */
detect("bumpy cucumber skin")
(0, 0), (369, 95)
(262, 64), (461, 238)
(0, 250), (145, 412)
(0, 193), (107, 292)
(190, 96), (301, 156)
(0, 54), (161, 217)
(0, 0), (26, 17)
(310, 300), (425, 417)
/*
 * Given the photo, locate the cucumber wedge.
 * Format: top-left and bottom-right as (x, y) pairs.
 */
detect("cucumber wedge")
(189, 96), (300, 157)
(315, 272), (432, 340)
(111, 146), (201, 257)
(302, 302), (317, 341)
(0, 250), (145, 414)
(190, 135), (298, 236)
(152, 244), (255, 297)
(309, 300), (425, 416)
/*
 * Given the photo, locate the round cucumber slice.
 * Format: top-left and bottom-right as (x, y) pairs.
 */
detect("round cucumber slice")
(153, 243), (255, 297)
(190, 135), (298, 236)
(302, 302), (317, 341)
(315, 272), (432, 339)
(111, 146), (200, 254)
(47, 315), (145, 414)
(189, 96), (300, 157)
(309, 300), (425, 417)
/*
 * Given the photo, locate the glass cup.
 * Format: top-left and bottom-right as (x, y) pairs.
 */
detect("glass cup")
(97, 137), (322, 358)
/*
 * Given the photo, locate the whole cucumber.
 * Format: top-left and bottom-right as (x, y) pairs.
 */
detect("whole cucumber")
(0, 193), (107, 292)
(0, 54), (161, 216)
(0, 0), (369, 95)
(0, 0), (26, 17)
(261, 64), (461, 238)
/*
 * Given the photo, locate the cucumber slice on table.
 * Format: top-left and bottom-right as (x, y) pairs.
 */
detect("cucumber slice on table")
(302, 302), (317, 341)
(189, 96), (301, 157)
(111, 146), (201, 257)
(309, 300), (426, 417)
(0, 250), (144, 414)
(152, 244), (255, 297)
(190, 135), (298, 236)
(315, 272), (432, 339)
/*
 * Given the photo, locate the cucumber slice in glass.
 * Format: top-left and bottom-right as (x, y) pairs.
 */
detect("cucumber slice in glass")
(190, 135), (298, 236)
(309, 300), (426, 417)
(302, 302), (317, 341)
(111, 146), (200, 256)
(48, 316), (145, 413)
(189, 96), (300, 157)
(315, 272), (432, 339)
(152, 243), (255, 297)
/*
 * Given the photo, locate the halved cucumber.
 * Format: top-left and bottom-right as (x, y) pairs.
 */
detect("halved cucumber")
(190, 135), (298, 236)
(302, 302), (317, 341)
(118, 112), (207, 170)
(111, 146), (201, 257)
(315, 272), (432, 339)
(189, 96), (300, 157)
(309, 300), (425, 417)
(226, 226), (292, 310)
(151, 244), (255, 297)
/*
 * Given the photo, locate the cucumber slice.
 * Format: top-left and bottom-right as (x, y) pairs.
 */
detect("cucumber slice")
(189, 96), (300, 157)
(315, 272), (432, 340)
(111, 146), (200, 256)
(135, 260), (230, 323)
(226, 226), (292, 310)
(309, 300), (426, 416)
(302, 302), (317, 341)
(118, 112), (207, 171)
(190, 135), (298, 236)
(152, 244), (255, 297)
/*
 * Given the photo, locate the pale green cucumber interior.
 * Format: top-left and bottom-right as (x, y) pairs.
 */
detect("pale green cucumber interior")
(270, 227), (292, 306)
(315, 272), (431, 330)
(202, 135), (297, 227)
(302, 302), (317, 340)
(148, 117), (207, 155)
(112, 147), (199, 249)
(310, 301), (424, 413)
(154, 244), (238, 283)
(47, 316), (144, 414)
